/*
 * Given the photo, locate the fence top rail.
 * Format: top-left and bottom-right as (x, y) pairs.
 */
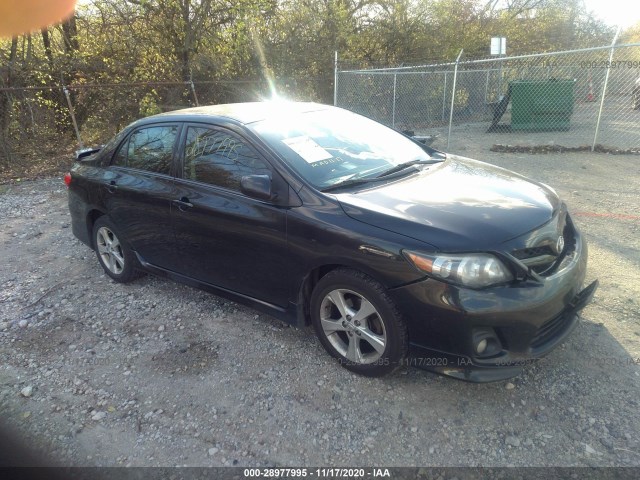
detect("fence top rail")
(339, 42), (640, 74)
(0, 78), (273, 93)
(0, 81), (190, 92)
(340, 69), (452, 76)
(339, 63), (597, 76)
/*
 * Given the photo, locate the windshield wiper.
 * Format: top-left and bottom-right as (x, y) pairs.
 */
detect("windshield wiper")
(321, 158), (444, 193)
(321, 177), (390, 193)
(375, 158), (443, 178)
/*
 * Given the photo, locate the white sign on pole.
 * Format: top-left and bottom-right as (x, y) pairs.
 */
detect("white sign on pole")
(490, 37), (506, 55)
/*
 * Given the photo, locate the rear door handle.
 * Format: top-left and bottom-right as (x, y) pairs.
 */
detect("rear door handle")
(107, 180), (118, 194)
(172, 197), (193, 210)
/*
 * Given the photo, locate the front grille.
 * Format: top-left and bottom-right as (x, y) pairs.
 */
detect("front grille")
(512, 245), (554, 260)
(531, 311), (573, 349)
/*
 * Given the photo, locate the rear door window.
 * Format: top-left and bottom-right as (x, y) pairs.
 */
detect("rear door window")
(112, 125), (178, 175)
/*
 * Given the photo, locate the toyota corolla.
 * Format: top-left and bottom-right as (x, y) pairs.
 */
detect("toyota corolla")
(66, 101), (597, 381)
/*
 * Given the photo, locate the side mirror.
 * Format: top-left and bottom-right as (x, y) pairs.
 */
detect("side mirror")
(240, 174), (272, 201)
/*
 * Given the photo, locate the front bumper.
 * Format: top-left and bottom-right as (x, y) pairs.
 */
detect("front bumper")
(389, 229), (598, 382)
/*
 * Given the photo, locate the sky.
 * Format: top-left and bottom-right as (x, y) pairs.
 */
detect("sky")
(584, 0), (640, 29)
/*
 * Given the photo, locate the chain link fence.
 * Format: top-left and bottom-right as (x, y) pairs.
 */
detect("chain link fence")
(336, 42), (640, 154)
(3, 41), (640, 171)
(0, 76), (325, 167)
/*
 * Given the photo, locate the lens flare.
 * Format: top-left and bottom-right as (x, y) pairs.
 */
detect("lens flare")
(252, 32), (280, 101)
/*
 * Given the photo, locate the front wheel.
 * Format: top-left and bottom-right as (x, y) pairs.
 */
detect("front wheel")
(310, 269), (408, 377)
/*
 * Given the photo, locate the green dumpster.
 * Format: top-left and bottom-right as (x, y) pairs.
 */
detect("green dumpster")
(510, 79), (574, 131)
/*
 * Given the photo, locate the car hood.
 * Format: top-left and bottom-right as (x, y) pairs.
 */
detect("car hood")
(335, 155), (560, 250)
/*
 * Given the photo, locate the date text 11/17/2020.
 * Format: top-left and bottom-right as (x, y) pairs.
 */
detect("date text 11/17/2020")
(243, 468), (392, 478)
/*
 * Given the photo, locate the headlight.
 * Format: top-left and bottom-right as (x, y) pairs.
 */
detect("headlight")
(404, 251), (514, 288)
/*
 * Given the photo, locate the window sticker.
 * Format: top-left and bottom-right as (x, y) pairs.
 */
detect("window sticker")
(282, 136), (333, 163)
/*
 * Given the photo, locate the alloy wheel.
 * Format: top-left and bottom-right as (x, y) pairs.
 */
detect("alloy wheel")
(319, 288), (387, 364)
(96, 226), (125, 275)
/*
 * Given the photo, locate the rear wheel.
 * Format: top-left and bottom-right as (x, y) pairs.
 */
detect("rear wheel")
(310, 269), (408, 377)
(92, 217), (142, 283)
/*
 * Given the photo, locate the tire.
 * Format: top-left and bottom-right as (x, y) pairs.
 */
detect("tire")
(310, 268), (408, 377)
(92, 216), (142, 283)
(633, 91), (640, 110)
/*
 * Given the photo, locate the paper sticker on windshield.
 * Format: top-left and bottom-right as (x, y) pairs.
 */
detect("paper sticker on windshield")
(282, 136), (332, 163)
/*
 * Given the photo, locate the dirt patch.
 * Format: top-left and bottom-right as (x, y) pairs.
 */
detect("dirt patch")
(491, 144), (640, 154)
(149, 341), (219, 375)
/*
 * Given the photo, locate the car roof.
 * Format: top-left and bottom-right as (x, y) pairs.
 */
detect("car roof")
(147, 101), (333, 125)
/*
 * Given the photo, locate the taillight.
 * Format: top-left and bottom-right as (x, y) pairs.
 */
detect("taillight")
(64, 172), (72, 187)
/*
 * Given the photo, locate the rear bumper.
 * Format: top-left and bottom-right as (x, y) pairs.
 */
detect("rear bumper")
(69, 190), (90, 247)
(389, 230), (597, 382)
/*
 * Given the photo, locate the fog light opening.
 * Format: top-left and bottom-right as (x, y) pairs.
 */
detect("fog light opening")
(472, 328), (502, 358)
(476, 338), (488, 354)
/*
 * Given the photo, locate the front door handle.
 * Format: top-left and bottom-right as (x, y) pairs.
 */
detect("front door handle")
(172, 197), (193, 210)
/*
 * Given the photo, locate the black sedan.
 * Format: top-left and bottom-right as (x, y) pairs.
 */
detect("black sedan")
(66, 102), (597, 381)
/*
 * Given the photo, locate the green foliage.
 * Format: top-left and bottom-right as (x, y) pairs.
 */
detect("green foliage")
(0, 0), (623, 169)
(139, 90), (163, 117)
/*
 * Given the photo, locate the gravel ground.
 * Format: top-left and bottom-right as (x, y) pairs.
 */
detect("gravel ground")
(0, 147), (639, 468)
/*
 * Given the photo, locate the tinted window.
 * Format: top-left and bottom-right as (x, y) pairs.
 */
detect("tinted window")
(183, 127), (270, 191)
(99, 128), (129, 165)
(112, 137), (127, 167)
(113, 125), (178, 175)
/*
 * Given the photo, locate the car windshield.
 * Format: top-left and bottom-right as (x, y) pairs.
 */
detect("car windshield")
(250, 108), (432, 189)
